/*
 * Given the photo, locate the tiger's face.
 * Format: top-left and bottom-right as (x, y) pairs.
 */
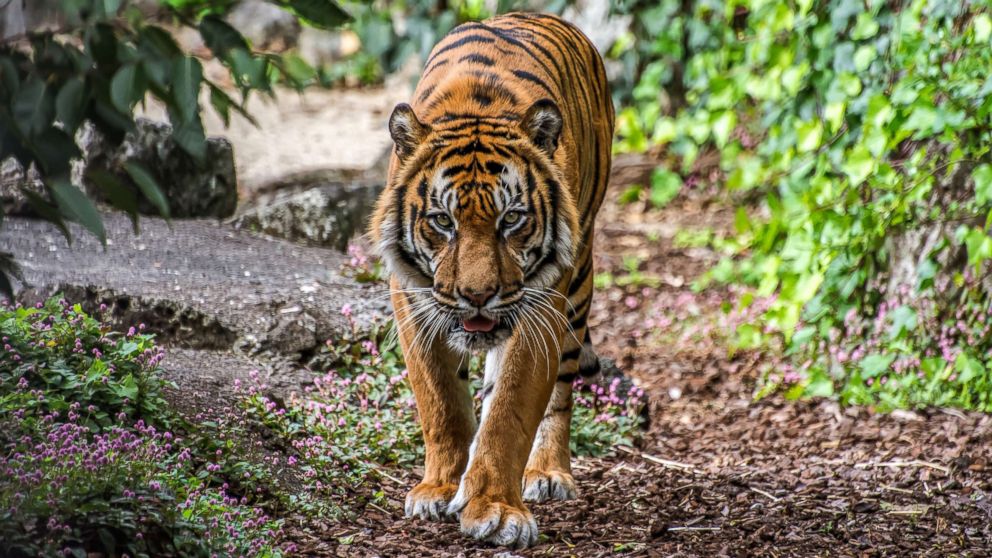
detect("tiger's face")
(373, 100), (580, 353)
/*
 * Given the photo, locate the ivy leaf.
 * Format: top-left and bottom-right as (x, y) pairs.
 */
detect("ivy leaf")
(795, 120), (822, 153)
(711, 111), (736, 148)
(842, 145), (874, 185)
(648, 168), (682, 208)
(972, 164), (992, 205)
(49, 178), (106, 244)
(124, 161), (170, 218)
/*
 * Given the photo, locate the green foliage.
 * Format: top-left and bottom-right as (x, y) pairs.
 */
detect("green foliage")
(618, 0), (992, 411)
(0, 297), (170, 429)
(0, 0), (350, 298)
(0, 296), (286, 557)
(333, 0), (568, 85)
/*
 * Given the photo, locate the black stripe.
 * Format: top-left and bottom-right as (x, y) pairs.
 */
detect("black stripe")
(460, 53), (495, 66)
(568, 258), (592, 296)
(561, 347), (581, 362)
(511, 69), (554, 96)
(425, 35), (497, 67)
(557, 372), (577, 383)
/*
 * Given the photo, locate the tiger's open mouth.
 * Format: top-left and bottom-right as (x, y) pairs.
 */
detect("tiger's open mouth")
(447, 312), (512, 351)
(462, 315), (498, 332)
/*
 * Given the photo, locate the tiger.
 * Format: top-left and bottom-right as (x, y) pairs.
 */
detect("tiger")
(369, 12), (614, 549)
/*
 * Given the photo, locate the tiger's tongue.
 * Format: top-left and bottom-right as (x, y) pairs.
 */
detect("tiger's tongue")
(463, 315), (497, 333)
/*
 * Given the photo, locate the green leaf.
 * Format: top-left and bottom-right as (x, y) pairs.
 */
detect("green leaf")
(648, 167), (682, 208)
(171, 57), (203, 124)
(888, 305), (917, 339)
(859, 354), (895, 378)
(795, 120), (822, 153)
(55, 77), (88, 133)
(49, 178), (106, 243)
(278, 0), (352, 29)
(110, 64), (146, 114)
(842, 145), (874, 185)
(170, 111), (207, 163)
(199, 15), (249, 59)
(711, 111), (736, 148)
(954, 353), (984, 384)
(13, 77), (53, 136)
(124, 161), (170, 218)
(87, 169), (140, 230)
(973, 164), (992, 205)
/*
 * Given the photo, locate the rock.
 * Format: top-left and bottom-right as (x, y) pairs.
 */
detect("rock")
(3, 119), (237, 220)
(297, 27), (361, 69)
(3, 212), (389, 359)
(232, 173), (385, 251)
(225, 0), (300, 51)
(0, 157), (43, 215)
(82, 119), (238, 219)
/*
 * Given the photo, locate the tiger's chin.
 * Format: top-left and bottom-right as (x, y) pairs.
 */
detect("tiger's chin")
(446, 319), (514, 352)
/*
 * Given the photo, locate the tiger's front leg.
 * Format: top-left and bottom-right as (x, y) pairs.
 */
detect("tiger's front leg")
(393, 286), (477, 521)
(446, 305), (563, 549)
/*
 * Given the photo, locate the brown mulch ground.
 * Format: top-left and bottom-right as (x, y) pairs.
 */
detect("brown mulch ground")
(280, 157), (992, 557)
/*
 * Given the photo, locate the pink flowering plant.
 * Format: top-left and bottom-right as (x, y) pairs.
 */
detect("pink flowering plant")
(0, 297), (286, 557)
(239, 305), (647, 510)
(0, 297), (170, 430)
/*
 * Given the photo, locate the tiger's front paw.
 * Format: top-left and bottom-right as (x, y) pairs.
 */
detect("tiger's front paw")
(522, 468), (577, 502)
(405, 482), (458, 521)
(448, 495), (538, 549)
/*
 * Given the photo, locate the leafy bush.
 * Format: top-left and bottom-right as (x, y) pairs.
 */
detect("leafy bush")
(0, 297), (286, 557)
(0, 0), (350, 296)
(616, 0), (992, 410)
(0, 297), (169, 429)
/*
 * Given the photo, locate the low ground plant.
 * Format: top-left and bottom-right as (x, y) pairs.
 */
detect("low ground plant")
(0, 297), (285, 557)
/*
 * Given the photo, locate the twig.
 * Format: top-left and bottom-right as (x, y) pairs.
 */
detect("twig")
(880, 484), (915, 495)
(367, 502), (391, 515)
(668, 526), (721, 532)
(854, 460), (950, 474)
(616, 445), (700, 473)
(751, 487), (780, 502)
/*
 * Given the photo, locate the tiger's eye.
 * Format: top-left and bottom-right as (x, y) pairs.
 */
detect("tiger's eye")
(433, 214), (453, 229)
(503, 212), (521, 225)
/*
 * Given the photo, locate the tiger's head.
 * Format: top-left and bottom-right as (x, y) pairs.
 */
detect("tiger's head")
(371, 100), (580, 353)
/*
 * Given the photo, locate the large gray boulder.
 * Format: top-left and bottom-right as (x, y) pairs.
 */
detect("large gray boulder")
(82, 119), (238, 219)
(232, 173), (384, 251)
(1, 119), (238, 220)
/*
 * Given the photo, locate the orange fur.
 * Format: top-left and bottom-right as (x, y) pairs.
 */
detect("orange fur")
(369, 12), (613, 548)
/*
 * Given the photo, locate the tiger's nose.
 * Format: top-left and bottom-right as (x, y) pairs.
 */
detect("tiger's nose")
(459, 286), (498, 308)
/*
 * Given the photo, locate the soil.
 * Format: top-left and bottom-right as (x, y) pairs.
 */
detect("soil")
(281, 156), (992, 557)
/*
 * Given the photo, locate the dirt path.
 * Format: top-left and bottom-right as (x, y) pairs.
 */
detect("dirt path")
(286, 157), (992, 557)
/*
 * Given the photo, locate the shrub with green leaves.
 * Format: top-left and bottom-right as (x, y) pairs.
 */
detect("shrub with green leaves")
(614, 0), (992, 410)
(0, 0), (350, 295)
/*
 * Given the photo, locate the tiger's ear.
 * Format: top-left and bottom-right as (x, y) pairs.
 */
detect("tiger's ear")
(389, 103), (429, 159)
(521, 99), (563, 156)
